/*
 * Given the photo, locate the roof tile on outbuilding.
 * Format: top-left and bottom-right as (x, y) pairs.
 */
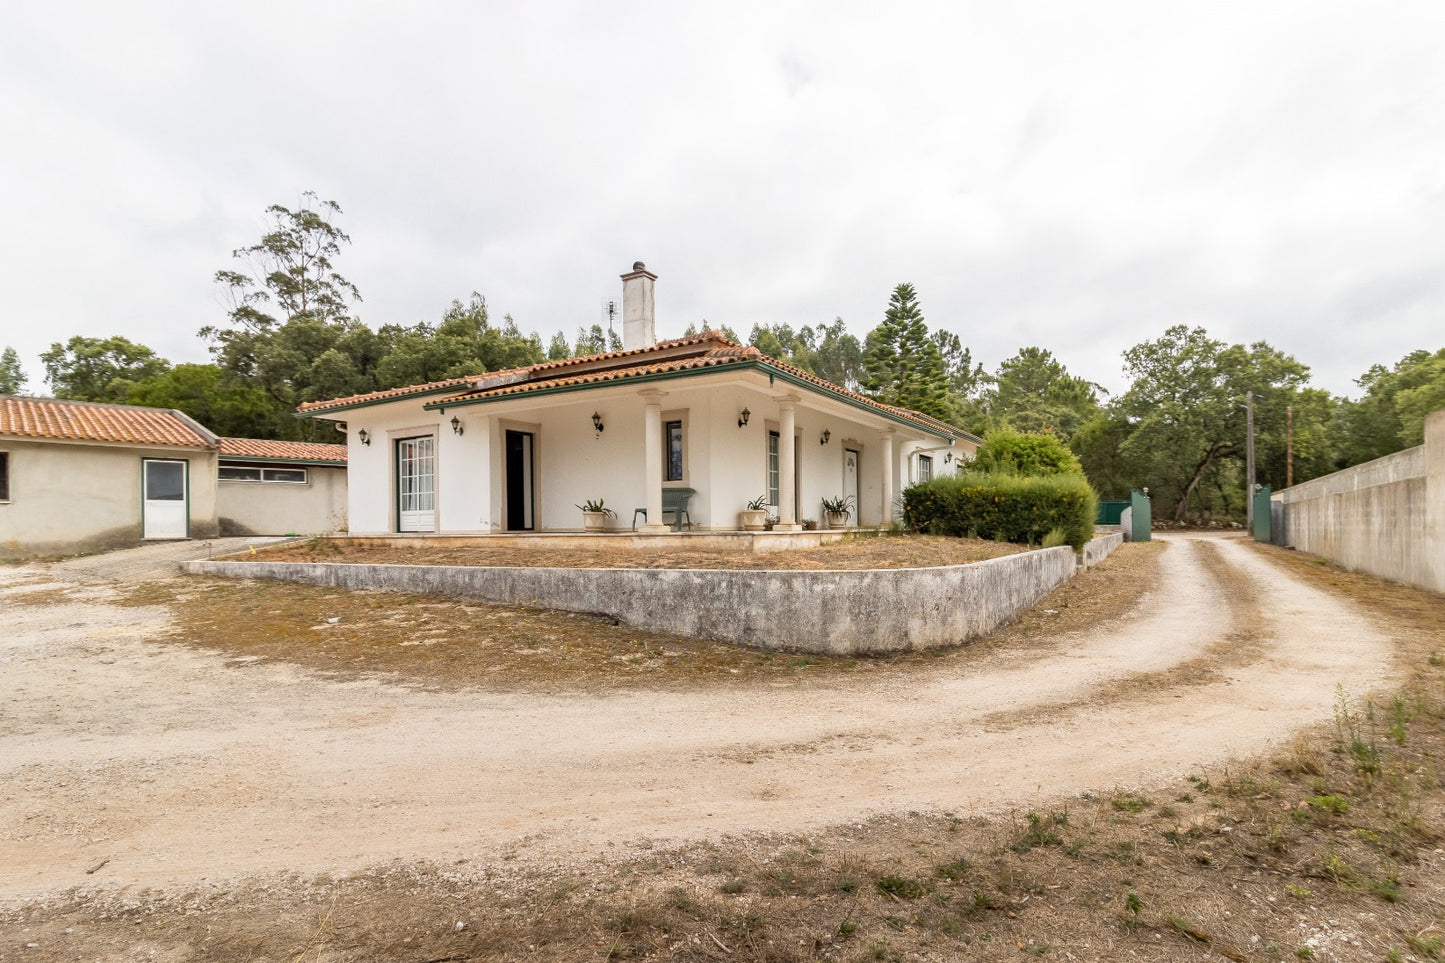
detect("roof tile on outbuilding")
(0, 396), (218, 448)
(219, 438), (347, 464)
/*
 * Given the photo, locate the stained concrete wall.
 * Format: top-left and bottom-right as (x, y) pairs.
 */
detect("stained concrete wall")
(218, 465), (348, 536)
(1273, 408), (1444, 593)
(0, 439), (219, 558)
(184, 545), (1079, 655)
(1082, 532), (1124, 569)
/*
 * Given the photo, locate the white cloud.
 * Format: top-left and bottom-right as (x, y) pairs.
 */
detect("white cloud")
(1, 1), (1441, 399)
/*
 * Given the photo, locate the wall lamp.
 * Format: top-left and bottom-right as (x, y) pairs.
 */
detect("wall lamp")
(591, 411), (604, 434)
(357, 428), (370, 447)
(738, 407), (751, 428)
(451, 415), (464, 436)
(820, 428), (831, 446)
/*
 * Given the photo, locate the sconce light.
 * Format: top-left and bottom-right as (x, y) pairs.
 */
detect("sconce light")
(820, 428), (831, 446)
(738, 407), (751, 428)
(451, 415), (464, 436)
(356, 428), (370, 447)
(591, 411), (604, 434)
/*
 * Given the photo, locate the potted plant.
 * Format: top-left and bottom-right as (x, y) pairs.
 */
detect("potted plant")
(821, 495), (854, 529)
(739, 494), (769, 532)
(576, 498), (615, 533)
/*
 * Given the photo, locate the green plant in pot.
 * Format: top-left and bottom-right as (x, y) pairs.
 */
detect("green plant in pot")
(576, 498), (616, 533)
(739, 494), (769, 532)
(821, 495), (854, 529)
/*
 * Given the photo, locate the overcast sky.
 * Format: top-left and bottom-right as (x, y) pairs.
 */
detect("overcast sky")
(2, 1), (1441, 400)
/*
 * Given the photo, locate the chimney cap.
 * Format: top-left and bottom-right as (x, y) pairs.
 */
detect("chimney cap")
(632, 260), (646, 271)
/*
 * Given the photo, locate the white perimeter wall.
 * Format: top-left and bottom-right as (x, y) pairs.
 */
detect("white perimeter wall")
(1275, 408), (1445, 593)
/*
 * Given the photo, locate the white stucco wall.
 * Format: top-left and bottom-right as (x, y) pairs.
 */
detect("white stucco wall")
(0, 439), (219, 557)
(321, 374), (976, 535)
(217, 464), (348, 536)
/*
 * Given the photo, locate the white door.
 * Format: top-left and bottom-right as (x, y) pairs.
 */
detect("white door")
(396, 436), (436, 532)
(142, 459), (188, 539)
(844, 448), (860, 525)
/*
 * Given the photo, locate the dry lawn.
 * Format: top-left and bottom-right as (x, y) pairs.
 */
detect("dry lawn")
(241, 532), (1028, 570)
(5, 539), (1445, 962)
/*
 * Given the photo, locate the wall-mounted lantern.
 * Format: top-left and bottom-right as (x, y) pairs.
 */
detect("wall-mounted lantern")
(591, 411), (604, 434)
(820, 428), (831, 446)
(738, 407), (751, 428)
(451, 415), (464, 436)
(357, 428), (370, 446)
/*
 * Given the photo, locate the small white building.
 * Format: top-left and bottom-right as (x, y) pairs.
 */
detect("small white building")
(0, 396), (349, 557)
(0, 396), (222, 556)
(299, 263), (979, 535)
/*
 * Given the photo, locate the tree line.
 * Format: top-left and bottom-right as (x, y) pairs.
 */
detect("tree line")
(2, 193), (1441, 523)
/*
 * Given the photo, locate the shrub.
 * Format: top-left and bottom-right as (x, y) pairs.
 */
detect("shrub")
(972, 428), (1084, 477)
(903, 471), (1098, 550)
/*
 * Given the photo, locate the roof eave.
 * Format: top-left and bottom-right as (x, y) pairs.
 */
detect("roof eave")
(295, 383), (473, 418)
(424, 360), (959, 440)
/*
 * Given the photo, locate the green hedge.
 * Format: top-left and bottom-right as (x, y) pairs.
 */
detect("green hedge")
(902, 472), (1099, 550)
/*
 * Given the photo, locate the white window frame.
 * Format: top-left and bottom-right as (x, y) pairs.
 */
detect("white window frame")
(918, 454), (933, 483)
(218, 462), (310, 484)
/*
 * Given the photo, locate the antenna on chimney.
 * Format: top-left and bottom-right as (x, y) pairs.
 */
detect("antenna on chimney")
(601, 298), (618, 337)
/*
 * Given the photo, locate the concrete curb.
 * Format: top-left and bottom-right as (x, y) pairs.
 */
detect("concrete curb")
(183, 546), (1082, 656)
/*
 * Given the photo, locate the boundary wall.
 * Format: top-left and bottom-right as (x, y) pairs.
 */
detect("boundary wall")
(1272, 409), (1444, 593)
(184, 546), (1080, 656)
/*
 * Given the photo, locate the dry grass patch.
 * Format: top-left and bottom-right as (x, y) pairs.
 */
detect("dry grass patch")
(12, 539), (1445, 961)
(117, 541), (1155, 694)
(242, 532), (1029, 570)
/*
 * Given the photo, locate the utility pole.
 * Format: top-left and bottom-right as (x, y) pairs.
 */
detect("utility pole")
(1286, 404), (1294, 488)
(1245, 390), (1256, 530)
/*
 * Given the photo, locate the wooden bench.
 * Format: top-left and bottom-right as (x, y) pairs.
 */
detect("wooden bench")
(632, 487), (696, 531)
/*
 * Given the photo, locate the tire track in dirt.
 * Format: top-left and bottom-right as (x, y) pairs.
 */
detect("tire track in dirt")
(0, 533), (1399, 898)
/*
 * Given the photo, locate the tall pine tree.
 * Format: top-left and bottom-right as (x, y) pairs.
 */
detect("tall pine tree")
(862, 283), (951, 419)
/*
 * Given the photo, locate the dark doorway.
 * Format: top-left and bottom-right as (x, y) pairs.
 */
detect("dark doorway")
(504, 430), (535, 531)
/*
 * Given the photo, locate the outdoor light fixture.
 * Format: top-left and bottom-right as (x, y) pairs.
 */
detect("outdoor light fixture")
(451, 415), (464, 436)
(945, 452), (952, 464)
(357, 428), (370, 446)
(820, 428), (831, 446)
(591, 411), (604, 434)
(738, 407), (751, 428)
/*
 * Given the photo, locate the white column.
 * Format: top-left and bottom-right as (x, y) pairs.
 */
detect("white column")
(775, 397), (801, 532)
(640, 390), (669, 533)
(880, 429), (896, 526)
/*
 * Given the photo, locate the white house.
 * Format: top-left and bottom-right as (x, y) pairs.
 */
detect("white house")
(298, 263), (979, 535)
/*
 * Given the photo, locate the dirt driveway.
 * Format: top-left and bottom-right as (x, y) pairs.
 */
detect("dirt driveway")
(0, 533), (1399, 902)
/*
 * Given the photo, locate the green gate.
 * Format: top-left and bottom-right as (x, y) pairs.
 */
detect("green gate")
(1129, 489), (1152, 542)
(1252, 484), (1272, 542)
(1096, 499), (1130, 526)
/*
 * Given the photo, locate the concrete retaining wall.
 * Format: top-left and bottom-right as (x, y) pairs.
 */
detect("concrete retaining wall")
(1272, 408), (1444, 593)
(1082, 532), (1124, 569)
(183, 546), (1079, 656)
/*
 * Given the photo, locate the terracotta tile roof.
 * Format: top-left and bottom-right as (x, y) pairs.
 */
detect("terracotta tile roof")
(434, 333), (974, 440)
(296, 331), (742, 416)
(295, 375), (480, 415)
(0, 395), (217, 448)
(296, 330), (977, 441)
(219, 438), (347, 464)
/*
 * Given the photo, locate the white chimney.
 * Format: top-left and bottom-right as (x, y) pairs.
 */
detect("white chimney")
(620, 261), (657, 350)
